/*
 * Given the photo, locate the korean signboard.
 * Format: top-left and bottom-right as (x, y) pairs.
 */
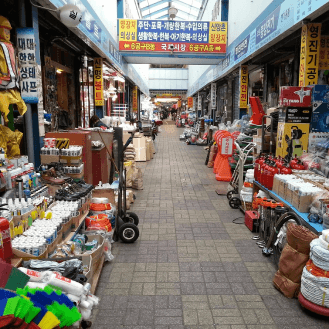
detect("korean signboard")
(16, 28), (38, 104)
(187, 97), (194, 108)
(211, 83), (217, 109)
(319, 36), (329, 70)
(299, 23), (321, 86)
(239, 65), (248, 108)
(119, 19), (227, 53)
(133, 86), (138, 112)
(178, 100), (182, 108)
(234, 35), (250, 61)
(94, 58), (104, 106)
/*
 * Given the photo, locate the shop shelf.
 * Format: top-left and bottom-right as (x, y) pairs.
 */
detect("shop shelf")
(254, 181), (322, 234)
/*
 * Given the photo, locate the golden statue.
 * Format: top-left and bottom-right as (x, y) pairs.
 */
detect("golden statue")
(0, 15), (27, 122)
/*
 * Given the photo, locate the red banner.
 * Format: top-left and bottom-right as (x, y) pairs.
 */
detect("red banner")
(119, 41), (226, 53)
(187, 97), (193, 108)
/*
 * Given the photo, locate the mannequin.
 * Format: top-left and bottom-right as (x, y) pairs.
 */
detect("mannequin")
(0, 15), (27, 122)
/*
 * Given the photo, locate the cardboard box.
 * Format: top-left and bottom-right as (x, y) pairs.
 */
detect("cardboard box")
(278, 180), (287, 199)
(278, 107), (312, 123)
(67, 169), (84, 180)
(40, 155), (60, 165)
(285, 188), (294, 204)
(272, 176), (280, 194)
(133, 137), (147, 162)
(311, 102), (329, 132)
(276, 122), (310, 158)
(292, 190), (313, 213)
(84, 234), (105, 274)
(60, 155), (82, 166)
(279, 86), (312, 107)
(311, 85), (329, 103)
(92, 188), (115, 205)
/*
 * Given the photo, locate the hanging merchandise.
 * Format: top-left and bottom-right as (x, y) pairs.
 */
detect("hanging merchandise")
(0, 16), (27, 122)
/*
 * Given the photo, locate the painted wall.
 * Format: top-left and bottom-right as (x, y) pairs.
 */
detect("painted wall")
(227, 0), (273, 46)
(124, 0), (141, 19)
(86, 0), (118, 43)
(149, 68), (188, 90)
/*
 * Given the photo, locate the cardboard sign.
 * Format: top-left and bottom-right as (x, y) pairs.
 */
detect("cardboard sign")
(310, 102), (329, 132)
(299, 23), (322, 86)
(239, 65), (248, 108)
(311, 85), (329, 103)
(278, 107), (312, 123)
(279, 86), (312, 107)
(94, 58), (104, 106)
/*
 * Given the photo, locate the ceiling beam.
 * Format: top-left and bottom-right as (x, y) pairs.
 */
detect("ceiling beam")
(157, 14), (169, 19)
(143, 6), (170, 18)
(141, 0), (169, 12)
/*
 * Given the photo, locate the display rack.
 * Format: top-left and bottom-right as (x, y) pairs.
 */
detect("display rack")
(254, 181), (322, 234)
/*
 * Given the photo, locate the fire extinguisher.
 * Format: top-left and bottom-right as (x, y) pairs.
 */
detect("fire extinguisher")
(255, 154), (265, 182)
(259, 157), (268, 185)
(291, 159), (305, 170)
(0, 216), (13, 264)
(290, 157), (299, 168)
(268, 162), (279, 190)
(281, 163), (292, 175)
(262, 159), (271, 188)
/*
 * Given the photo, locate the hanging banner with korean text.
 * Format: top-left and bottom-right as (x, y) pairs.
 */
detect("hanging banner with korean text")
(239, 65), (248, 108)
(133, 86), (138, 112)
(211, 83), (217, 109)
(119, 19), (227, 53)
(198, 93), (202, 111)
(187, 97), (193, 108)
(16, 28), (38, 104)
(319, 36), (329, 70)
(94, 58), (104, 106)
(299, 23), (321, 86)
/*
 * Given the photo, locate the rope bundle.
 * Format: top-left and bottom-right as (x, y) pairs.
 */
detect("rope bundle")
(301, 229), (329, 308)
(301, 267), (329, 307)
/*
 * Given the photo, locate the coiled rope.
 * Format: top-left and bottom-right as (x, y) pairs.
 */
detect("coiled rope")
(310, 238), (329, 271)
(301, 267), (329, 307)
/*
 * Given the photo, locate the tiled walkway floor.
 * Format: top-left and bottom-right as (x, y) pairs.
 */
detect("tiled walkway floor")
(91, 125), (328, 329)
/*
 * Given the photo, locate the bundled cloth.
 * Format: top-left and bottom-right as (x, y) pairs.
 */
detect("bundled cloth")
(124, 145), (136, 161)
(300, 230), (329, 307)
(207, 143), (218, 168)
(273, 223), (318, 298)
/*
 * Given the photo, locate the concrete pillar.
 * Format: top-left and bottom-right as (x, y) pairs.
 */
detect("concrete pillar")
(226, 78), (233, 123)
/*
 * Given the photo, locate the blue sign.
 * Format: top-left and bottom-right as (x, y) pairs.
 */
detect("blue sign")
(234, 35), (250, 61)
(256, 6), (281, 45)
(16, 28), (38, 104)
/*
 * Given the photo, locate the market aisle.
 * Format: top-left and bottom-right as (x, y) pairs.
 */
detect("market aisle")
(90, 126), (327, 329)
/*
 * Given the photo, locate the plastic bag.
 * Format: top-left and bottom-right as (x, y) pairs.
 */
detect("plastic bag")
(84, 230), (114, 262)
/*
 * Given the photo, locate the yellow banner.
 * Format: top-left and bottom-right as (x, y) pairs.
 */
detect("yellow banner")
(209, 21), (227, 46)
(94, 58), (104, 106)
(187, 97), (193, 108)
(119, 19), (138, 42)
(319, 36), (329, 70)
(299, 23), (321, 86)
(132, 86), (138, 112)
(178, 100), (181, 108)
(239, 65), (248, 108)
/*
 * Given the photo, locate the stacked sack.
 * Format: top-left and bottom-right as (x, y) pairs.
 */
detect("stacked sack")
(300, 230), (329, 308)
(124, 145), (136, 161)
(273, 223), (318, 298)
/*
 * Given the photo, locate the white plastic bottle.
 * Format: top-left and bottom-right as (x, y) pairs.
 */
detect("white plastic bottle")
(15, 199), (22, 216)
(27, 198), (34, 211)
(21, 199), (28, 214)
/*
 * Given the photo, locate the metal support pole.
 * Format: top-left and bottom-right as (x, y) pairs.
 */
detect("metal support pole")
(19, 0), (35, 164)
